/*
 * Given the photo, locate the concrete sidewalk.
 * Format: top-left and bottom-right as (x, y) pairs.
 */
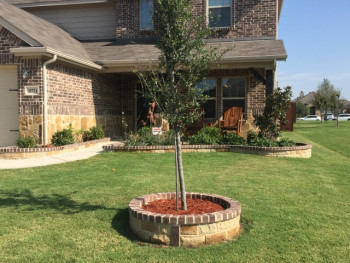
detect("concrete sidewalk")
(0, 142), (117, 170)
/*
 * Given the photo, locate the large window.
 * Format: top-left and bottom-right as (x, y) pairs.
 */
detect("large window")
(222, 78), (245, 113)
(195, 79), (217, 119)
(208, 0), (232, 28)
(140, 0), (154, 30)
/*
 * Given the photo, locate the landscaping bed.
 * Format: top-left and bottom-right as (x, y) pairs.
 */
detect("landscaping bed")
(0, 138), (110, 159)
(129, 192), (241, 247)
(103, 143), (312, 158)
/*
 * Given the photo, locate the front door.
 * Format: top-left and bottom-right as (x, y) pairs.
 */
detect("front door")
(0, 66), (19, 147)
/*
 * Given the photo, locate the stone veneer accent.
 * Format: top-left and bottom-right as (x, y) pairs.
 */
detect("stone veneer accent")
(104, 143), (312, 158)
(129, 192), (241, 247)
(0, 138), (110, 159)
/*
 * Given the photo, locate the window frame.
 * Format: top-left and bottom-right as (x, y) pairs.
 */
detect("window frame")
(221, 77), (246, 115)
(207, 0), (232, 28)
(195, 78), (217, 120)
(140, 0), (154, 31)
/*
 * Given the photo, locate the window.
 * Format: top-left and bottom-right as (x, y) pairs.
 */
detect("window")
(140, 0), (153, 30)
(195, 79), (217, 119)
(208, 0), (232, 28)
(222, 78), (245, 113)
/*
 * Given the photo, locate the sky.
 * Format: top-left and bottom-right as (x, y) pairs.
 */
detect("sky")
(277, 0), (350, 100)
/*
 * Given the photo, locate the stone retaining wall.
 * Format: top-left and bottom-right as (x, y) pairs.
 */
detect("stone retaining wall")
(104, 143), (312, 158)
(129, 192), (241, 247)
(0, 138), (110, 159)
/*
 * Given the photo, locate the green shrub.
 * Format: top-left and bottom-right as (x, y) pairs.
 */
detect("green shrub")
(188, 126), (222, 145)
(246, 131), (278, 147)
(124, 127), (175, 146)
(222, 133), (247, 145)
(51, 127), (75, 146)
(16, 136), (38, 148)
(83, 126), (104, 141)
(278, 137), (296, 147)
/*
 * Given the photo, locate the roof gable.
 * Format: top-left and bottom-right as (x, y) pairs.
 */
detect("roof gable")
(0, 0), (92, 62)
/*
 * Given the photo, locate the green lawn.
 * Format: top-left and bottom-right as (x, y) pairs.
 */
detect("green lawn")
(0, 121), (349, 263)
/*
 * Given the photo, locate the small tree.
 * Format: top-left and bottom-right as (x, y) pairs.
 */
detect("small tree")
(329, 88), (343, 127)
(254, 86), (292, 140)
(137, 0), (226, 210)
(314, 78), (334, 123)
(296, 101), (309, 117)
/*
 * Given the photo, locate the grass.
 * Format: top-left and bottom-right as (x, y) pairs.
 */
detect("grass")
(0, 121), (349, 262)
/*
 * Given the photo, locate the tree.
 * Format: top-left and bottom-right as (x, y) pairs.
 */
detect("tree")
(254, 86), (292, 140)
(314, 78), (334, 123)
(137, 0), (226, 210)
(296, 101), (309, 117)
(329, 88), (343, 127)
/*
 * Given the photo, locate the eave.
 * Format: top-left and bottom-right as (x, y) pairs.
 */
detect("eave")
(10, 47), (103, 70)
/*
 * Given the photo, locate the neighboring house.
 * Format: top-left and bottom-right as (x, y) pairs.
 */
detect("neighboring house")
(294, 91), (319, 116)
(0, 0), (287, 146)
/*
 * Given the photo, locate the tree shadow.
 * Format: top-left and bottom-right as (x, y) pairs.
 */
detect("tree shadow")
(111, 208), (137, 242)
(0, 189), (113, 214)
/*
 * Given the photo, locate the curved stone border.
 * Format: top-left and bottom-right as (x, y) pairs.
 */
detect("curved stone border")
(129, 192), (241, 247)
(0, 138), (110, 159)
(104, 143), (312, 158)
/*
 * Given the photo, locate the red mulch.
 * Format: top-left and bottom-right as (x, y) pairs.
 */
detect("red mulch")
(142, 199), (224, 215)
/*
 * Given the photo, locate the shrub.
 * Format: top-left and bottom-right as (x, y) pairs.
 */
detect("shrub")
(16, 136), (38, 148)
(222, 133), (247, 145)
(83, 126), (104, 141)
(124, 127), (175, 146)
(246, 130), (278, 147)
(278, 137), (296, 147)
(188, 127), (222, 145)
(51, 127), (75, 146)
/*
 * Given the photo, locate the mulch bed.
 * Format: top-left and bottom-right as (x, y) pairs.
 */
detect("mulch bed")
(142, 198), (224, 215)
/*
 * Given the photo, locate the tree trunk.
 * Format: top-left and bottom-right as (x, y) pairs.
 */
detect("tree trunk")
(174, 126), (187, 210)
(175, 137), (179, 210)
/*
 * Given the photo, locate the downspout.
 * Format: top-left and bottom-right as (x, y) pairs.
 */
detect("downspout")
(43, 55), (57, 145)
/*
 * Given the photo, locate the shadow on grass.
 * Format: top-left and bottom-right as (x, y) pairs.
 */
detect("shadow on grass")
(111, 208), (137, 241)
(0, 189), (113, 214)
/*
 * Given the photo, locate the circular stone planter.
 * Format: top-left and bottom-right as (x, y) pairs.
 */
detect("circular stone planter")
(128, 192), (241, 247)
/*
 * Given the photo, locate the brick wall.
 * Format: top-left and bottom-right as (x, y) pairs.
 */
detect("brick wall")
(115, 0), (277, 39)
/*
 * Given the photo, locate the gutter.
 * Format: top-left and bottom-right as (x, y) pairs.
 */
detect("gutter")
(10, 47), (103, 71)
(43, 55), (57, 145)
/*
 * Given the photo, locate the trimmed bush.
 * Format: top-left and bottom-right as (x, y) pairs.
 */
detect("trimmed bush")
(188, 127), (222, 145)
(16, 136), (38, 148)
(278, 138), (296, 147)
(222, 133), (247, 145)
(83, 126), (104, 141)
(51, 127), (75, 146)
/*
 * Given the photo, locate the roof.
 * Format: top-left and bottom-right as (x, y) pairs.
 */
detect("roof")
(294, 92), (316, 105)
(4, 0), (107, 7)
(0, 0), (93, 62)
(82, 39), (287, 71)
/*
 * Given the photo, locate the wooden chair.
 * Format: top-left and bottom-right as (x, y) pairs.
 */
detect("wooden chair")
(184, 108), (204, 136)
(219, 107), (243, 135)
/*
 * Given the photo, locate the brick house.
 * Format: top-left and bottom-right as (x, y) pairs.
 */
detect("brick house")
(0, 0), (287, 147)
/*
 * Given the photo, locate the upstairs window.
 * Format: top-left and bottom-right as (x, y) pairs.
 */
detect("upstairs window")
(140, 0), (154, 30)
(195, 79), (217, 119)
(208, 0), (232, 28)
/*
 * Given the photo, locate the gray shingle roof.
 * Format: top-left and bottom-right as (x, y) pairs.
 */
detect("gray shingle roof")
(82, 39), (287, 64)
(0, 0), (92, 61)
(294, 92), (316, 105)
(4, 0), (97, 6)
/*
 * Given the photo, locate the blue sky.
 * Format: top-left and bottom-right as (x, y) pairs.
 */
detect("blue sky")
(277, 0), (350, 100)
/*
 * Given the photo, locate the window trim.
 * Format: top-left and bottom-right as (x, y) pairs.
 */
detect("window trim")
(140, 0), (154, 31)
(196, 78), (217, 120)
(207, 0), (232, 28)
(221, 77), (246, 116)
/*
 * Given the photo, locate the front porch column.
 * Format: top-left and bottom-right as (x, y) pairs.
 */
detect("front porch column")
(265, 69), (275, 97)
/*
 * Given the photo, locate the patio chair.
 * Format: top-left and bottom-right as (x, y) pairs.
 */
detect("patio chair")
(184, 108), (204, 136)
(219, 107), (243, 135)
